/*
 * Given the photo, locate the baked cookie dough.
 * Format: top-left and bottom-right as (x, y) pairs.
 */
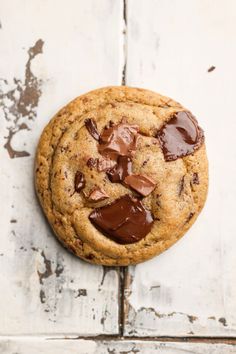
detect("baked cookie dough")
(35, 86), (208, 265)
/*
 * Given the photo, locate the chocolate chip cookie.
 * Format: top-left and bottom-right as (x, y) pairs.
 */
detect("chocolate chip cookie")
(35, 86), (208, 265)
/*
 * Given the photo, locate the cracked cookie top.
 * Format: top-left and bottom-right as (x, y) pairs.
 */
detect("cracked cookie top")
(35, 86), (208, 265)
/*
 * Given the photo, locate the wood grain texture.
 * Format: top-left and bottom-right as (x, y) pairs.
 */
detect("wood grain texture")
(1, 0), (236, 345)
(0, 0), (123, 335)
(0, 339), (236, 354)
(124, 0), (236, 337)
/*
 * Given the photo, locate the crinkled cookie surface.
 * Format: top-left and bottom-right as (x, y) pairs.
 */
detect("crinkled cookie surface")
(35, 86), (208, 265)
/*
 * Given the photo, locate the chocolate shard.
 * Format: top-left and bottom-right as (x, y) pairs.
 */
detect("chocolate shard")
(85, 118), (100, 141)
(74, 171), (85, 192)
(86, 157), (117, 172)
(185, 212), (195, 224)
(97, 158), (116, 172)
(192, 172), (200, 185)
(107, 156), (132, 183)
(86, 157), (98, 169)
(98, 122), (139, 160)
(87, 187), (109, 202)
(89, 194), (153, 244)
(157, 111), (204, 161)
(179, 176), (185, 196)
(124, 174), (156, 196)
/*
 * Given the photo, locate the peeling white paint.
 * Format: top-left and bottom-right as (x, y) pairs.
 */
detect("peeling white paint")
(0, 339), (236, 354)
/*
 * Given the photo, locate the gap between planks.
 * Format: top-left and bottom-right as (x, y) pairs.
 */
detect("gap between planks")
(118, 0), (128, 337)
(0, 335), (236, 346)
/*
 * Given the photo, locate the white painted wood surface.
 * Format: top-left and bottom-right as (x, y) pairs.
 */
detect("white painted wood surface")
(0, 339), (236, 354)
(1, 0), (236, 350)
(125, 0), (236, 337)
(0, 0), (123, 335)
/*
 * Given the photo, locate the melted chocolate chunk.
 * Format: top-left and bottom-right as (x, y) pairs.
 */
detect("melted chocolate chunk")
(88, 187), (109, 201)
(85, 118), (100, 141)
(87, 157), (116, 172)
(89, 194), (153, 244)
(124, 174), (156, 196)
(74, 171), (85, 192)
(107, 156), (132, 183)
(157, 111), (204, 161)
(98, 122), (139, 160)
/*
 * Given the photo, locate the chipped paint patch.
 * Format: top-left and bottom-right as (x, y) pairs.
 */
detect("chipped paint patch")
(100, 308), (110, 327)
(120, 349), (140, 354)
(75, 289), (87, 298)
(55, 263), (64, 278)
(208, 65), (216, 72)
(108, 347), (140, 354)
(137, 306), (198, 323)
(107, 349), (116, 354)
(0, 39), (44, 158)
(219, 317), (228, 327)
(10, 219), (17, 223)
(125, 304), (201, 335)
(37, 250), (53, 285)
(100, 266), (113, 287)
(39, 289), (46, 304)
(208, 316), (216, 320)
(188, 315), (198, 323)
(32, 248), (68, 321)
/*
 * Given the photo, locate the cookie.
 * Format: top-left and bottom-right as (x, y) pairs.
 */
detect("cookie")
(35, 86), (208, 265)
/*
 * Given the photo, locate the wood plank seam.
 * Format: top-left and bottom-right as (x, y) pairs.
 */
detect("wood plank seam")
(122, 0), (127, 85)
(118, 0), (128, 338)
(0, 335), (235, 345)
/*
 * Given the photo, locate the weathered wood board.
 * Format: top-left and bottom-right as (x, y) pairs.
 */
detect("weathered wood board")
(1, 0), (236, 347)
(124, 0), (236, 337)
(0, 339), (236, 354)
(0, 0), (123, 335)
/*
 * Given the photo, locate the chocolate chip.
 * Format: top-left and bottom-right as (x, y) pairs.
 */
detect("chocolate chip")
(124, 174), (156, 197)
(185, 212), (195, 224)
(74, 171), (85, 192)
(192, 172), (199, 185)
(89, 194), (154, 244)
(179, 176), (185, 196)
(156, 194), (162, 208)
(107, 156), (132, 183)
(87, 187), (109, 202)
(85, 118), (100, 141)
(157, 111), (204, 161)
(142, 159), (149, 167)
(87, 158), (98, 169)
(86, 254), (95, 260)
(98, 122), (139, 160)
(60, 146), (69, 153)
(105, 120), (115, 128)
